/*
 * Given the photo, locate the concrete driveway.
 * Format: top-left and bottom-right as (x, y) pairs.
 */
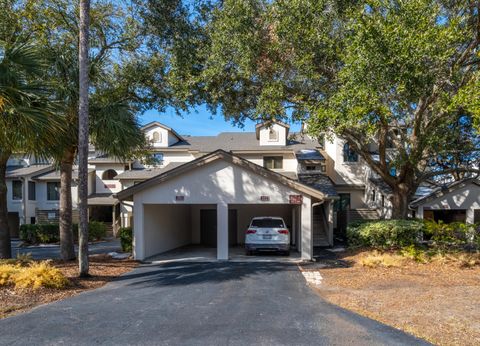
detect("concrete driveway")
(0, 261), (429, 346)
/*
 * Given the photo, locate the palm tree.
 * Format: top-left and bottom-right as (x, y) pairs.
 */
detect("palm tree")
(0, 40), (61, 258)
(78, 0), (90, 276)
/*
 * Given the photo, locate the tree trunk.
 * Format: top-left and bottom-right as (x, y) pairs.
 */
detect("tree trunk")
(0, 152), (12, 259)
(59, 148), (76, 261)
(78, 0), (90, 277)
(391, 183), (412, 219)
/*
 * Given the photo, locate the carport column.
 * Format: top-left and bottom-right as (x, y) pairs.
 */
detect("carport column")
(133, 201), (145, 260)
(217, 202), (229, 260)
(301, 196), (313, 260)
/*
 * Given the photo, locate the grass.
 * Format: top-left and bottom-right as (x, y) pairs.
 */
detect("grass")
(310, 248), (480, 345)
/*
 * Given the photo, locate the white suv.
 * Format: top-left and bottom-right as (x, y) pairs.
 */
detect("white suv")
(245, 217), (290, 255)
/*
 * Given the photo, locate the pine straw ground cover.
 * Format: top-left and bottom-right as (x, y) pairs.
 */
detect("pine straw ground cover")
(0, 255), (138, 319)
(303, 249), (480, 346)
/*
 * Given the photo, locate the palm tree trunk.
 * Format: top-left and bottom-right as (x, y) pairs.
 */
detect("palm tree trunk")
(78, 0), (90, 277)
(60, 147), (76, 260)
(0, 151), (12, 259)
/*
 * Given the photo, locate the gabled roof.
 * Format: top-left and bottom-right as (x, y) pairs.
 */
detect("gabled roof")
(255, 121), (290, 139)
(34, 167), (95, 181)
(6, 165), (54, 179)
(298, 173), (338, 197)
(141, 121), (185, 142)
(115, 162), (184, 180)
(409, 178), (480, 208)
(116, 149), (334, 201)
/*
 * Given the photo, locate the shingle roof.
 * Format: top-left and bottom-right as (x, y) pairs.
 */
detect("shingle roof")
(34, 167), (95, 181)
(89, 154), (126, 163)
(297, 173), (338, 197)
(170, 132), (320, 152)
(295, 149), (325, 162)
(6, 165), (53, 179)
(115, 162), (184, 180)
(88, 193), (118, 206)
(409, 178), (480, 208)
(368, 178), (393, 196)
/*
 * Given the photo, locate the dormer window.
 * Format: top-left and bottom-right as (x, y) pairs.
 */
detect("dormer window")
(152, 131), (161, 143)
(343, 143), (358, 162)
(268, 129), (278, 142)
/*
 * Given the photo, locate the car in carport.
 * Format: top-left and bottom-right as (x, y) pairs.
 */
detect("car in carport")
(245, 217), (290, 255)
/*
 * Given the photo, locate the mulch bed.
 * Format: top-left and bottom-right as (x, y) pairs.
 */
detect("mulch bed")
(306, 250), (480, 346)
(0, 255), (138, 319)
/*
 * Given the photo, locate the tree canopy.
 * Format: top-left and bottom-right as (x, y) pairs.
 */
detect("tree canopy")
(140, 0), (480, 217)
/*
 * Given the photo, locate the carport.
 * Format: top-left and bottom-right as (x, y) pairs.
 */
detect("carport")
(117, 150), (334, 261)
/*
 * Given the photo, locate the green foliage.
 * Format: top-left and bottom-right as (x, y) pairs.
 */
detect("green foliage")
(119, 227), (133, 253)
(87, 221), (107, 241)
(20, 224), (60, 244)
(20, 222), (108, 244)
(347, 219), (425, 248)
(424, 220), (480, 248)
(140, 0), (480, 218)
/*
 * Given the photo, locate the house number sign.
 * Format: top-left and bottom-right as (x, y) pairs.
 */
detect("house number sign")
(260, 196), (270, 202)
(289, 195), (303, 204)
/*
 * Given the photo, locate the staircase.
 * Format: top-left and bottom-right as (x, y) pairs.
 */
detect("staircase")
(313, 211), (330, 247)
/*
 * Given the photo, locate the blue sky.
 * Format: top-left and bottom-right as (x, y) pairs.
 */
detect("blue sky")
(140, 105), (302, 136)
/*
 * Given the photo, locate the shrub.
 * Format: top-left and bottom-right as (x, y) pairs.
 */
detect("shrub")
(347, 219), (425, 248)
(88, 221), (107, 241)
(21, 221), (108, 244)
(20, 224), (59, 244)
(424, 220), (479, 248)
(13, 261), (69, 290)
(119, 227), (133, 252)
(0, 261), (69, 290)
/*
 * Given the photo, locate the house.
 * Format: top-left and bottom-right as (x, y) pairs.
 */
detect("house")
(15, 119), (462, 260)
(112, 120), (384, 261)
(409, 178), (480, 224)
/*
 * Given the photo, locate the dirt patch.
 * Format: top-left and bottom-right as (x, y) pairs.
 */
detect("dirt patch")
(0, 255), (138, 319)
(306, 250), (480, 346)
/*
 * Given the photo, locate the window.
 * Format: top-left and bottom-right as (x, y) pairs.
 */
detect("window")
(263, 156), (283, 169)
(152, 153), (164, 165)
(268, 129), (278, 142)
(381, 194), (385, 207)
(334, 193), (351, 212)
(251, 218), (285, 228)
(343, 143), (358, 162)
(306, 165), (317, 171)
(371, 190), (376, 202)
(152, 131), (161, 143)
(102, 169), (118, 180)
(28, 181), (36, 201)
(30, 217), (36, 224)
(47, 182), (60, 201)
(12, 180), (22, 200)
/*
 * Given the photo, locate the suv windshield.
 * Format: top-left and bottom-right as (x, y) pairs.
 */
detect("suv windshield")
(251, 219), (285, 228)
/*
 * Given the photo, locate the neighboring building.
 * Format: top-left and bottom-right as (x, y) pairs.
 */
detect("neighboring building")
(410, 178), (480, 224)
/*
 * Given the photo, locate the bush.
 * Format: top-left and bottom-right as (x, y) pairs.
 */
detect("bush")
(20, 222), (108, 244)
(87, 221), (107, 241)
(0, 261), (69, 290)
(424, 220), (479, 248)
(20, 224), (60, 244)
(347, 219), (425, 248)
(119, 227), (133, 253)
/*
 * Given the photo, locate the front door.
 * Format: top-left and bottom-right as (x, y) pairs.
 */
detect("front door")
(200, 209), (217, 247)
(201, 209), (238, 247)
